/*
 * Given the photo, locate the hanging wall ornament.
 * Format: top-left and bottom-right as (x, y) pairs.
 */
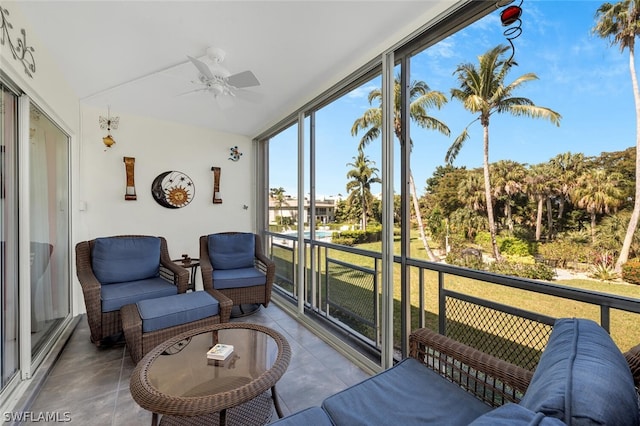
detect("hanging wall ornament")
(151, 171), (194, 208)
(229, 146), (242, 161)
(123, 157), (137, 200)
(211, 167), (222, 204)
(497, 0), (524, 64)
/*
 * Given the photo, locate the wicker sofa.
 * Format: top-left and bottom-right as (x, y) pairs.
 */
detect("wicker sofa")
(273, 318), (640, 426)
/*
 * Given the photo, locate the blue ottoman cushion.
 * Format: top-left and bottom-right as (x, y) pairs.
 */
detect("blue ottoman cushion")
(92, 236), (161, 284)
(520, 318), (640, 426)
(136, 291), (220, 333)
(212, 267), (266, 289)
(321, 357), (492, 425)
(101, 277), (177, 312)
(269, 407), (333, 426)
(208, 233), (255, 270)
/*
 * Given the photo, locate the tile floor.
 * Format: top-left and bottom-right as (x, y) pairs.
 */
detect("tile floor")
(20, 303), (370, 425)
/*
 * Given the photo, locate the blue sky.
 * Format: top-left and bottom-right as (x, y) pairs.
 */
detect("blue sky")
(270, 1), (636, 199)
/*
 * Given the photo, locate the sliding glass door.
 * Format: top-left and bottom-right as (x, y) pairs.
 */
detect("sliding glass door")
(28, 104), (70, 357)
(1, 83), (20, 392)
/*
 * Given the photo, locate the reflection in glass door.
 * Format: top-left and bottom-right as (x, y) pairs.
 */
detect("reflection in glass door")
(1, 84), (19, 391)
(28, 105), (70, 357)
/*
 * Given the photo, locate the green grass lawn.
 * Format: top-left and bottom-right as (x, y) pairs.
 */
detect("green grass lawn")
(276, 233), (640, 352)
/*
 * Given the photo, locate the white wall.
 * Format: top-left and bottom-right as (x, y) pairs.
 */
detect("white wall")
(78, 106), (256, 270)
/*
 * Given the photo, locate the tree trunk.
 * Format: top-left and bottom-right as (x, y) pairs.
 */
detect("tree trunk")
(410, 173), (439, 261)
(590, 212), (597, 243)
(616, 40), (640, 273)
(546, 196), (554, 240)
(482, 124), (502, 260)
(535, 197), (544, 241)
(505, 198), (514, 235)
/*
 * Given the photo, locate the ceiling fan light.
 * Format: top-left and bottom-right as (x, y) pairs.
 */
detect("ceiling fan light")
(206, 47), (226, 63)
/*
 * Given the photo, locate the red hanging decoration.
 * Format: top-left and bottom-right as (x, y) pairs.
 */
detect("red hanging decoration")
(501, 5), (522, 26)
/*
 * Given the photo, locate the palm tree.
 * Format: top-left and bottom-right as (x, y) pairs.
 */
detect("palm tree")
(491, 160), (527, 235)
(447, 45), (561, 260)
(524, 164), (554, 242)
(269, 187), (288, 226)
(593, 0), (640, 272)
(345, 150), (382, 230)
(548, 152), (586, 231)
(572, 169), (624, 242)
(352, 76), (449, 261)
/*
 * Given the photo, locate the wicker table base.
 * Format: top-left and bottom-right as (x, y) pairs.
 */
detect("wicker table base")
(158, 391), (273, 426)
(130, 323), (291, 426)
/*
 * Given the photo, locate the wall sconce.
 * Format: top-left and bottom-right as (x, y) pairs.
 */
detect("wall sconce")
(99, 107), (119, 149)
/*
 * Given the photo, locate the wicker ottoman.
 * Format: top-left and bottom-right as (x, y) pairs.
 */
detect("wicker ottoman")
(122, 290), (231, 363)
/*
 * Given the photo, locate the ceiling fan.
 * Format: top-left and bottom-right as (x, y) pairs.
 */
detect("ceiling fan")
(184, 47), (260, 104)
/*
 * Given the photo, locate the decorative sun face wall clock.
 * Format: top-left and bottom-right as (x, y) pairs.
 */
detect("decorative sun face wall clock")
(151, 171), (194, 209)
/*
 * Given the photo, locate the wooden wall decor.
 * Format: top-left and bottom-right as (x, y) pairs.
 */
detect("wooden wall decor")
(123, 157), (137, 200)
(211, 166), (222, 204)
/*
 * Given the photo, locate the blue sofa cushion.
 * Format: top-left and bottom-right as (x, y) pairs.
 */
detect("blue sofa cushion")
(520, 318), (640, 426)
(92, 236), (161, 284)
(101, 277), (177, 312)
(321, 357), (492, 425)
(208, 233), (255, 270)
(470, 403), (565, 425)
(269, 407), (333, 426)
(212, 267), (266, 289)
(136, 291), (220, 333)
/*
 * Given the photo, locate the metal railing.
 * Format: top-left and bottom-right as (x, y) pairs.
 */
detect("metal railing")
(265, 231), (640, 370)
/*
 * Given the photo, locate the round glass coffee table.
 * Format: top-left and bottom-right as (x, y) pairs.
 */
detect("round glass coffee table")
(130, 323), (291, 426)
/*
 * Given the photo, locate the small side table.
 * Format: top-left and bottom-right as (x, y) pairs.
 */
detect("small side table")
(172, 257), (200, 291)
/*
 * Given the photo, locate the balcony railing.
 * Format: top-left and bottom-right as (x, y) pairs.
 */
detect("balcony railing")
(265, 231), (640, 371)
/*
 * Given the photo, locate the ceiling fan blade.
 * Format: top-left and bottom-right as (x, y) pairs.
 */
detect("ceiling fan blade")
(175, 87), (207, 97)
(187, 55), (215, 80)
(227, 70), (260, 88)
(216, 94), (235, 110)
(233, 88), (263, 104)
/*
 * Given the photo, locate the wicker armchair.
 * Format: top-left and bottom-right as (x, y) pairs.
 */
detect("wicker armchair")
(75, 235), (188, 345)
(199, 232), (275, 311)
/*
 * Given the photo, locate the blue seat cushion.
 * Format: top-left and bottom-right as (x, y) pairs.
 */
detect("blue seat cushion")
(92, 236), (161, 284)
(101, 277), (177, 312)
(469, 403), (565, 425)
(520, 318), (640, 426)
(212, 267), (266, 289)
(269, 407), (333, 426)
(208, 233), (255, 270)
(136, 291), (220, 333)
(321, 357), (492, 425)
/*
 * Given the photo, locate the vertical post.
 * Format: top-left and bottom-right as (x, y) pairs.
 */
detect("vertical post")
(309, 112), (317, 309)
(381, 50), (395, 369)
(297, 111), (306, 314)
(399, 54), (411, 357)
(123, 156), (137, 200)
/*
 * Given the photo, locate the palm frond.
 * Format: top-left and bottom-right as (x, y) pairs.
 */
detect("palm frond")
(446, 127), (471, 164)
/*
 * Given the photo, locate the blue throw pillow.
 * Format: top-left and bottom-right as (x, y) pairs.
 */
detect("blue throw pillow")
(91, 236), (161, 284)
(520, 318), (640, 426)
(208, 233), (255, 270)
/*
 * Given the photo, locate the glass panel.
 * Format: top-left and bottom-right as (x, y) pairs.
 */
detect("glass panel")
(1, 84), (19, 390)
(29, 105), (70, 357)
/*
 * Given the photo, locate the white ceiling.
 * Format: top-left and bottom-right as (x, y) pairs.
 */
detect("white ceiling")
(13, 1), (455, 137)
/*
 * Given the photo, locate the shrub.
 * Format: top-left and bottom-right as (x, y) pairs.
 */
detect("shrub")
(331, 237), (355, 246)
(474, 231), (492, 252)
(335, 228), (381, 244)
(590, 263), (618, 282)
(488, 260), (555, 281)
(445, 249), (486, 271)
(498, 237), (533, 257)
(538, 240), (591, 268)
(622, 261), (640, 285)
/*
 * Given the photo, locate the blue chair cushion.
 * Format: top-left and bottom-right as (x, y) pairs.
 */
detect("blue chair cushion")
(321, 357), (492, 425)
(469, 403), (565, 425)
(212, 267), (266, 289)
(208, 233), (255, 270)
(520, 318), (640, 426)
(92, 236), (161, 284)
(269, 407), (333, 426)
(136, 291), (220, 333)
(101, 277), (177, 312)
